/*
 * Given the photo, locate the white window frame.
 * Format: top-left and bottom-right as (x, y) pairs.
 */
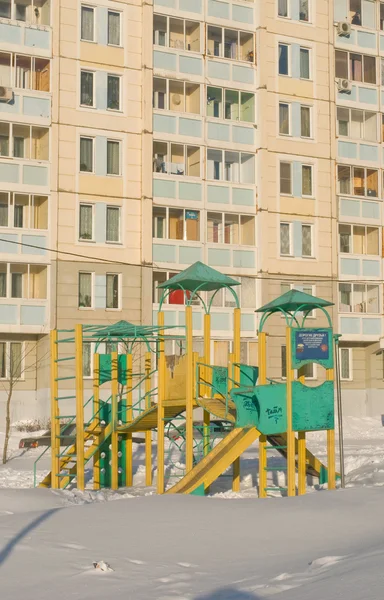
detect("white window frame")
(206, 148), (255, 184)
(278, 43), (291, 76)
(338, 223), (380, 255)
(300, 105), (312, 138)
(153, 206), (201, 242)
(106, 139), (121, 176)
(0, 192), (49, 230)
(80, 5), (96, 43)
(78, 271), (94, 309)
(153, 140), (201, 178)
(107, 74), (122, 112)
(106, 272), (121, 311)
(299, 46), (311, 80)
(338, 282), (380, 314)
(0, 121), (50, 162)
(80, 69), (95, 108)
(299, 0), (311, 23)
(206, 211), (255, 246)
(339, 347), (353, 381)
(206, 26), (255, 64)
(153, 14), (202, 54)
(0, 0), (51, 26)
(280, 222), (292, 256)
(337, 164), (379, 198)
(280, 161), (292, 195)
(301, 164), (314, 198)
(0, 341), (25, 381)
(79, 136), (94, 173)
(106, 205), (121, 244)
(279, 101), (291, 136)
(277, 0), (290, 19)
(78, 203), (94, 242)
(301, 223), (314, 257)
(107, 10), (122, 47)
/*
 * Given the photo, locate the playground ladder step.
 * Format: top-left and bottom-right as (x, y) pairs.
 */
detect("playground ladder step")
(56, 435), (76, 440)
(264, 487), (288, 491)
(56, 473), (76, 478)
(267, 445), (287, 450)
(55, 356), (75, 362)
(57, 452), (76, 458)
(265, 466), (287, 471)
(55, 376), (76, 382)
(55, 395), (76, 401)
(55, 415), (76, 419)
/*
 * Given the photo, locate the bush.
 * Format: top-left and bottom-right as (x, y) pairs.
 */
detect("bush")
(13, 418), (51, 433)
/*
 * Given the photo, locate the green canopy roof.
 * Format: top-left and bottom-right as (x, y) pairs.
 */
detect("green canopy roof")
(158, 261), (240, 293)
(90, 320), (162, 339)
(255, 289), (334, 314)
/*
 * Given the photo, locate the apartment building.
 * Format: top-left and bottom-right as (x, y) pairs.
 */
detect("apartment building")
(0, 0), (383, 422)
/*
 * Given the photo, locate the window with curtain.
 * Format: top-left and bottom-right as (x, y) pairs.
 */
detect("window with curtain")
(339, 224), (351, 253)
(278, 43), (289, 75)
(108, 10), (121, 46)
(107, 75), (120, 110)
(11, 272), (22, 298)
(0, 200), (8, 227)
(300, 106), (311, 137)
(14, 204), (23, 228)
(81, 6), (95, 41)
(278, 0), (288, 17)
(279, 103), (290, 134)
(10, 342), (22, 378)
(78, 272), (92, 308)
(0, 342), (5, 378)
(280, 162), (292, 194)
(0, 272), (6, 298)
(82, 342), (92, 377)
(79, 204), (93, 240)
(13, 136), (24, 158)
(106, 274), (119, 309)
(302, 224), (313, 256)
(107, 140), (120, 175)
(300, 47), (310, 79)
(302, 165), (312, 196)
(106, 206), (120, 242)
(299, 0), (309, 21)
(280, 223), (291, 255)
(80, 71), (94, 106)
(80, 137), (93, 172)
(340, 348), (351, 380)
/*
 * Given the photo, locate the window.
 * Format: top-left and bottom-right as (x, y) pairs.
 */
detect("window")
(206, 86), (254, 123)
(0, 263), (46, 299)
(301, 224), (313, 257)
(107, 75), (121, 111)
(106, 206), (120, 243)
(207, 149), (254, 183)
(381, 3), (384, 30)
(300, 106), (311, 138)
(280, 162), (292, 194)
(13, 54), (50, 92)
(279, 43), (289, 75)
(80, 137), (93, 172)
(281, 345), (315, 379)
(79, 204), (93, 241)
(153, 14), (201, 52)
(153, 207), (200, 242)
(154, 78), (201, 115)
(0, 0), (50, 25)
(280, 223), (291, 255)
(207, 26), (254, 62)
(79, 272), (93, 308)
(337, 107), (377, 142)
(299, 0), (309, 22)
(349, 0), (376, 29)
(339, 283), (379, 313)
(278, 0), (288, 17)
(106, 274), (120, 309)
(206, 212), (255, 246)
(153, 141), (201, 177)
(335, 51), (376, 84)
(80, 71), (94, 107)
(0, 192), (48, 230)
(81, 5), (94, 41)
(107, 140), (120, 175)
(300, 47), (310, 79)
(108, 11), (121, 46)
(207, 276), (256, 308)
(302, 165), (313, 197)
(340, 348), (352, 380)
(0, 122), (49, 161)
(281, 282), (316, 317)
(0, 342), (23, 380)
(279, 103), (290, 135)
(337, 165), (378, 197)
(83, 342), (92, 377)
(338, 224), (379, 255)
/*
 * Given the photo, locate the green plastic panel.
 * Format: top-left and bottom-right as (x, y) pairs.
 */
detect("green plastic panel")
(99, 400), (126, 488)
(211, 366), (228, 397)
(292, 381), (334, 431)
(291, 328), (334, 370)
(231, 383), (287, 434)
(99, 354), (128, 385)
(239, 364), (258, 387)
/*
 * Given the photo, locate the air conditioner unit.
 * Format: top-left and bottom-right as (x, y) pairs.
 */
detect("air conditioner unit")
(0, 87), (13, 102)
(337, 21), (351, 37)
(337, 78), (352, 93)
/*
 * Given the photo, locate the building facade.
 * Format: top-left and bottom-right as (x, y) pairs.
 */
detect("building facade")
(0, 0), (383, 422)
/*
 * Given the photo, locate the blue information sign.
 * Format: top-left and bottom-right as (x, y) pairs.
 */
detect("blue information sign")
(295, 330), (330, 361)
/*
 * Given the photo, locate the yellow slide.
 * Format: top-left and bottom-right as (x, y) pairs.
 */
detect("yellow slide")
(166, 427), (261, 494)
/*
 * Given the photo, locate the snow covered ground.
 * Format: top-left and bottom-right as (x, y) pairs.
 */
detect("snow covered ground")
(0, 416), (383, 598)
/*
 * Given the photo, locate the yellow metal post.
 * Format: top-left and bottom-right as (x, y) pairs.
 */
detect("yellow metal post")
(93, 353), (100, 490)
(157, 311), (165, 493)
(186, 305), (194, 474)
(232, 307), (241, 492)
(50, 329), (60, 489)
(126, 353), (133, 487)
(145, 351), (152, 486)
(203, 313), (211, 459)
(326, 368), (336, 490)
(286, 327), (296, 497)
(111, 351), (119, 490)
(297, 372), (306, 496)
(258, 331), (267, 498)
(75, 324), (85, 491)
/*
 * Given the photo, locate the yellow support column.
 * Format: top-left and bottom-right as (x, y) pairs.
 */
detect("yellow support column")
(145, 351), (152, 487)
(203, 313), (211, 460)
(185, 305), (194, 474)
(297, 373), (306, 496)
(157, 311), (165, 494)
(326, 368), (336, 490)
(75, 324), (85, 491)
(93, 353), (101, 490)
(126, 353), (133, 487)
(258, 331), (267, 498)
(111, 351), (119, 490)
(286, 327), (296, 497)
(232, 307), (241, 492)
(50, 329), (60, 489)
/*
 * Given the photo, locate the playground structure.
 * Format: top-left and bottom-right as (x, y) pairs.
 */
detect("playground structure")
(36, 261), (339, 496)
